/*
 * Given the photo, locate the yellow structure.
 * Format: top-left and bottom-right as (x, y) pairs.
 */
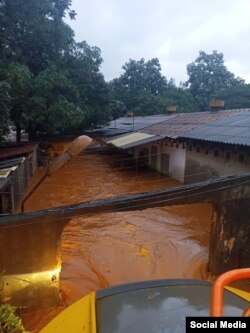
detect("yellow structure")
(40, 291), (96, 333)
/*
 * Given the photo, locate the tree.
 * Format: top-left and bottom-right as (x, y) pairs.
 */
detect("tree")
(62, 42), (111, 129)
(109, 58), (199, 116)
(186, 50), (244, 110)
(160, 86), (199, 113)
(0, 0), (75, 73)
(0, 80), (11, 140)
(109, 100), (127, 119)
(0, 1), (112, 141)
(109, 58), (168, 114)
(131, 92), (164, 116)
(23, 65), (84, 139)
(6, 63), (32, 142)
(215, 84), (250, 109)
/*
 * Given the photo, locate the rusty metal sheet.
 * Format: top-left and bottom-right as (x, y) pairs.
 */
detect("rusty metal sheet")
(182, 111), (250, 146)
(140, 109), (245, 138)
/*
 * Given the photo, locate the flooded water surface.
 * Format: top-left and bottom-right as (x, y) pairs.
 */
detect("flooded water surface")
(23, 151), (212, 331)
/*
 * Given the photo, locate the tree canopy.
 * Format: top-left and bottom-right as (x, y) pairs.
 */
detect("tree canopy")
(186, 50), (244, 110)
(0, 0), (110, 141)
(0, 1), (249, 143)
(215, 84), (250, 110)
(109, 58), (198, 116)
(0, 80), (11, 140)
(112, 58), (167, 111)
(0, 0), (75, 73)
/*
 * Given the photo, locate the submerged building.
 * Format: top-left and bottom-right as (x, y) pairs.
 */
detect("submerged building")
(107, 109), (250, 183)
(0, 144), (38, 213)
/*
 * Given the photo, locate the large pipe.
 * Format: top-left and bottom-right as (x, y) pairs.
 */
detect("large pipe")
(47, 135), (92, 175)
(21, 136), (92, 212)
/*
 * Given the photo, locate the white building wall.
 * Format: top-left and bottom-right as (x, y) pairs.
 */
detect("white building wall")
(185, 146), (250, 183)
(161, 145), (186, 183)
(128, 140), (250, 185)
(142, 141), (186, 183)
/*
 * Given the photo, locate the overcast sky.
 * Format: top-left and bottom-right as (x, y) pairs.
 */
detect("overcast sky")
(66, 0), (250, 84)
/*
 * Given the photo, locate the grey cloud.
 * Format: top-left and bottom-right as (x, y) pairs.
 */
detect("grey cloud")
(67, 0), (250, 84)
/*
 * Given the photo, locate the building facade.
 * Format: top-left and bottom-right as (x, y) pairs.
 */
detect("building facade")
(108, 109), (250, 184)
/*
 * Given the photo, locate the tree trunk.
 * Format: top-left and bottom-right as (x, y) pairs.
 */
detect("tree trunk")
(15, 124), (21, 143)
(28, 127), (37, 141)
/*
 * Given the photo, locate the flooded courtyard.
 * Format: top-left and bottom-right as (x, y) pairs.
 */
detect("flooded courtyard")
(23, 150), (212, 331)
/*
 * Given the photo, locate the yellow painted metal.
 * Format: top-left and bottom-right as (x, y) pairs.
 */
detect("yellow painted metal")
(225, 286), (250, 302)
(39, 283), (250, 333)
(40, 291), (96, 333)
(107, 132), (155, 148)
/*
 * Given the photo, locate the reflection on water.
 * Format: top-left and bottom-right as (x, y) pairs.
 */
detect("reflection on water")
(23, 152), (212, 331)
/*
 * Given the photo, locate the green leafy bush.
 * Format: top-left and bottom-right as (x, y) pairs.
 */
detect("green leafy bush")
(0, 304), (28, 333)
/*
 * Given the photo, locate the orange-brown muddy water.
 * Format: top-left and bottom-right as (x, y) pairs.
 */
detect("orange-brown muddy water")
(22, 151), (212, 332)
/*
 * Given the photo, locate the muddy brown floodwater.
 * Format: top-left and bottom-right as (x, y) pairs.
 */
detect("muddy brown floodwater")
(22, 150), (212, 332)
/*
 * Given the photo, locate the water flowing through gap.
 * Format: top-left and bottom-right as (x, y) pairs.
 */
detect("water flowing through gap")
(22, 151), (212, 331)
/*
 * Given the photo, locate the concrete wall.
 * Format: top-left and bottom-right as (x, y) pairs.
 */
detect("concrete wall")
(161, 144), (186, 183)
(0, 218), (69, 306)
(12, 158), (30, 211)
(28, 150), (38, 176)
(127, 140), (250, 185)
(185, 145), (250, 184)
(136, 141), (186, 183)
(209, 188), (250, 277)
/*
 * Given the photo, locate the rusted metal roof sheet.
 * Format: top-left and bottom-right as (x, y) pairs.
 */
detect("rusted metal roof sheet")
(0, 143), (38, 160)
(106, 114), (175, 132)
(0, 157), (24, 190)
(140, 109), (244, 138)
(107, 132), (160, 149)
(181, 110), (250, 146)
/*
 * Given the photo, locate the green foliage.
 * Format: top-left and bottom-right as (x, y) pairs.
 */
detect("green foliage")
(121, 58), (168, 109)
(22, 65), (84, 137)
(215, 84), (250, 109)
(0, 81), (11, 139)
(109, 58), (199, 116)
(0, 0), (111, 141)
(160, 86), (199, 113)
(131, 91), (164, 116)
(62, 42), (111, 128)
(186, 50), (244, 110)
(0, 304), (28, 333)
(109, 58), (170, 115)
(0, 0), (75, 73)
(1, 0), (248, 141)
(109, 100), (127, 119)
(5, 62), (32, 141)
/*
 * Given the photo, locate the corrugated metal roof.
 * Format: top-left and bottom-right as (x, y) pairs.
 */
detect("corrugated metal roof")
(107, 132), (160, 149)
(140, 109), (243, 138)
(0, 158), (23, 191)
(181, 111), (250, 146)
(0, 166), (18, 179)
(0, 157), (25, 169)
(104, 114), (175, 132)
(0, 143), (38, 160)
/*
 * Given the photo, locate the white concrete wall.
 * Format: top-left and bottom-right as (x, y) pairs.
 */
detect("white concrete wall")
(161, 145), (186, 182)
(139, 141), (186, 183)
(185, 146), (250, 183)
(128, 140), (250, 185)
